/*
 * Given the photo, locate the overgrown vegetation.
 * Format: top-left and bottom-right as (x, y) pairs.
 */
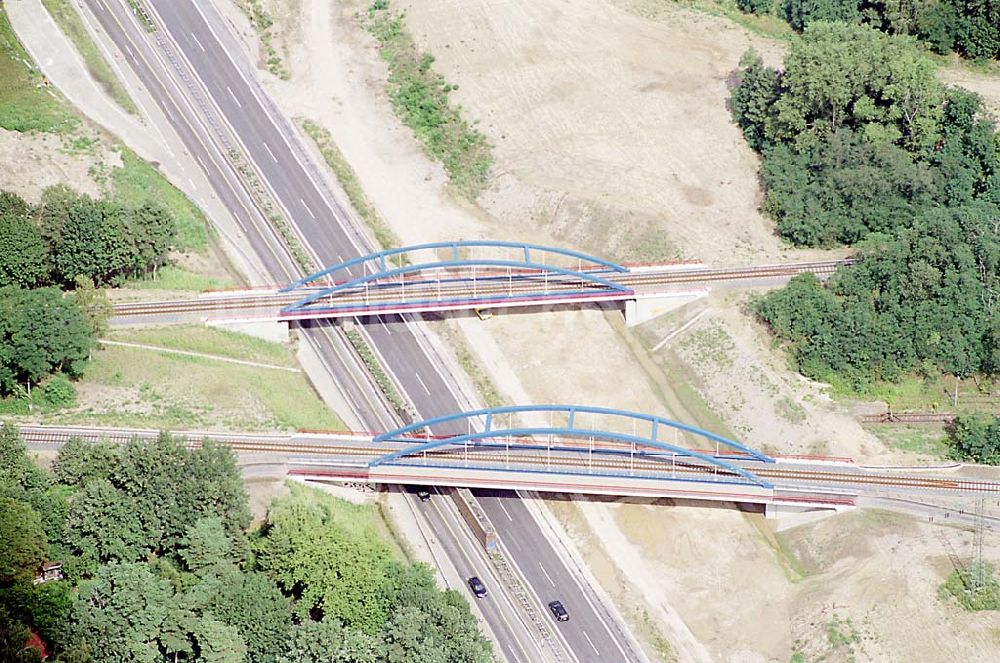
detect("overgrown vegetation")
(0, 426), (494, 661)
(0, 5), (77, 133)
(939, 562), (1000, 610)
(362, 1), (493, 198)
(946, 413), (1000, 463)
(736, 0), (1000, 61)
(236, 0), (288, 80)
(301, 119), (401, 250)
(732, 22), (1000, 389)
(41, 0), (139, 115)
(344, 327), (408, 416)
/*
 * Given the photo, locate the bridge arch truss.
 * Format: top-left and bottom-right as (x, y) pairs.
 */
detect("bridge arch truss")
(280, 241), (633, 315)
(371, 405), (775, 489)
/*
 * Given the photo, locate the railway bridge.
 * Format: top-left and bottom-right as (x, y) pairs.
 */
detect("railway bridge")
(111, 241), (849, 327)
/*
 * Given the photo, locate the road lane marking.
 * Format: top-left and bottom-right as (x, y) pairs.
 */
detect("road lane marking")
(539, 562), (555, 586)
(498, 499), (513, 521)
(582, 631), (600, 656)
(262, 140), (279, 163)
(225, 85), (242, 108)
(190, 32), (206, 52)
(125, 44), (136, 62)
(378, 317), (391, 336)
(188, 177), (197, 191)
(414, 372), (431, 396)
(300, 198), (315, 218)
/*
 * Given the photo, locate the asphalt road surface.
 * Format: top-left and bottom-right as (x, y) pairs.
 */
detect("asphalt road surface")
(82, 1), (644, 660)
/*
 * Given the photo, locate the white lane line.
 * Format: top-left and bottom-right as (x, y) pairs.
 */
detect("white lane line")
(539, 562), (556, 587)
(125, 44), (136, 62)
(188, 177), (197, 191)
(262, 141), (279, 163)
(225, 86), (242, 108)
(190, 32), (206, 52)
(582, 631), (600, 656)
(300, 198), (315, 218)
(414, 372), (431, 396)
(196, 154), (207, 171)
(378, 317), (392, 336)
(497, 499), (513, 521)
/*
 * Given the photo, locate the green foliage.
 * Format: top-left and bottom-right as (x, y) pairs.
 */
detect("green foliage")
(737, 0), (776, 14)
(179, 517), (235, 576)
(0, 192), (49, 288)
(784, 0), (861, 31)
(363, 1), (493, 198)
(735, 21), (1000, 388)
(0, 6), (77, 133)
(59, 435), (250, 573)
(939, 562), (1000, 610)
(947, 413), (1000, 463)
(0, 603), (41, 663)
(0, 286), (95, 396)
(41, 375), (76, 408)
(949, 0), (1000, 60)
(0, 499), (49, 584)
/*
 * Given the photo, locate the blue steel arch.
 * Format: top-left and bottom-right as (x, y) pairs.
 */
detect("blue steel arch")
(370, 427), (772, 488)
(371, 405), (775, 488)
(282, 259), (632, 313)
(282, 241), (628, 292)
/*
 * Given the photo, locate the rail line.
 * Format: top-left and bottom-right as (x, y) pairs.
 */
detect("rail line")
(21, 426), (1000, 495)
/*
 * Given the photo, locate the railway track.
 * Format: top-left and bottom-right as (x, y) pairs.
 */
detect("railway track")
(110, 259), (853, 319)
(22, 426), (1000, 495)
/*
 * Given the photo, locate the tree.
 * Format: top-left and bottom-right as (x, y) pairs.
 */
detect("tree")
(947, 413), (1000, 463)
(52, 437), (122, 489)
(0, 604), (41, 663)
(0, 499), (48, 585)
(252, 487), (394, 631)
(64, 478), (147, 572)
(190, 564), (292, 663)
(60, 563), (172, 663)
(951, 0), (1000, 60)
(0, 193), (50, 288)
(0, 287), (94, 396)
(179, 518), (234, 576)
(770, 22), (944, 153)
(177, 441), (251, 542)
(784, 0), (861, 31)
(729, 50), (781, 151)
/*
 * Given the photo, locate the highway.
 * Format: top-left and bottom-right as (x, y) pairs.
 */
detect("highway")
(80, 1), (642, 660)
(109, 259), (851, 324)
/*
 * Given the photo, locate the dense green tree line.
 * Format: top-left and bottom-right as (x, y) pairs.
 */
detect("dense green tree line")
(0, 187), (175, 289)
(946, 412), (1000, 463)
(731, 23), (1000, 387)
(736, 0), (1000, 60)
(0, 424), (495, 662)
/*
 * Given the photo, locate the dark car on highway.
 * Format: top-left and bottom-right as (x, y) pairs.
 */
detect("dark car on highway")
(548, 600), (569, 622)
(467, 576), (488, 598)
(416, 488), (431, 502)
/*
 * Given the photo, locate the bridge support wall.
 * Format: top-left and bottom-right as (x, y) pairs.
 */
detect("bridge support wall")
(624, 290), (709, 327)
(207, 319), (290, 343)
(765, 501), (854, 531)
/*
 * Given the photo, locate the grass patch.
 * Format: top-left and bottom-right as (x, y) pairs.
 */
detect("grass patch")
(30, 326), (342, 431)
(828, 371), (999, 413)
(301, 119), (401, 250)
(939, 563), (1000, 611)
(110, 146), (211, 253)
(41, 0), (138, 115)
(634, 608), (677, 662)
(362, 1), (493, 198)
(0, 4), (77, 133)
(106, 325), (298, 367)
(867, 423), (950, 458)
(123, 265), (234, 292)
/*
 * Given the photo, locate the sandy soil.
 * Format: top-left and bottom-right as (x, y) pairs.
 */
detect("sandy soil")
(0, 127), (113, 202)
(555, 496), (1000, 663)
(397, 0), (804, 264)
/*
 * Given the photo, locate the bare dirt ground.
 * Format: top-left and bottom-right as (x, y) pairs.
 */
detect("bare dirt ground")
(0, 127), (113, 202)
(230, 0), (1000, 660)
